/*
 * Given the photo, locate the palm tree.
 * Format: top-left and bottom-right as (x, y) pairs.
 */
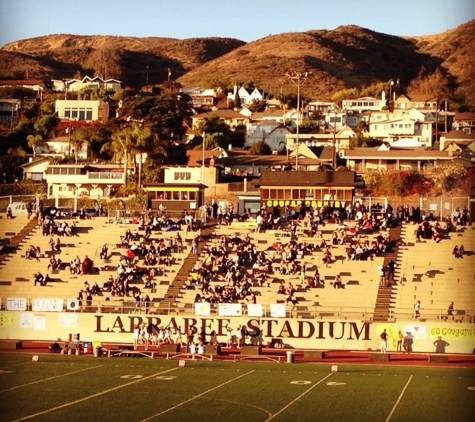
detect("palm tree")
(130, 123), (154, 190)
(70, 131), (90, 163)
(101, 127), (134, 187)
(26, 134), (43, 158)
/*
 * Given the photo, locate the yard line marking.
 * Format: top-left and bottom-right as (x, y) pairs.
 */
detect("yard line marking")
(385, 375), (413, 422)
(139, 370), (256, 422)
(266, 373), (333, 421)
(0, 364), (104, 393)
(10, 367), (179, 422)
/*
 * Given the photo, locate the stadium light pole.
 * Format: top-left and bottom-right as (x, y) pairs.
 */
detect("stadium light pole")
(286, 71), (311, 169)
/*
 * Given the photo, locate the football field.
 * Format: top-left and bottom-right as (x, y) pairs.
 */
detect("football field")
(0, 354), (474, 422)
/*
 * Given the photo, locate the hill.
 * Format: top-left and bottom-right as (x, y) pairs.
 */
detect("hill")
(1, 20), (474, 104)
(0, 34), (245, 87)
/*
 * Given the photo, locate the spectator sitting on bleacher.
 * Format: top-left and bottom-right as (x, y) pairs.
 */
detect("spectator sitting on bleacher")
(34, 271), (45, 286)
(26, 245), (40, 261)
(333, 274), (344, 289)
(322, 247), (333, 264)
(47, 257), (62, 271)
(91, 282), (101, 295)
(99, 244), (108, 259)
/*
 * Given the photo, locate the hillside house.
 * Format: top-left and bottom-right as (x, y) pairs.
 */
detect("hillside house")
(55, 99), (109, 122)
(35, 136), (88, 160)
(44, 163), (125, 199)
(0, 99), (21, 123)
(20, 157), (50, 181)
(342, 146), (470, 173)
(342, 96), (386, 112)
(368, 112), (433, 145)
(182, 86), (223, 109)
(191, 109), (249, 131)
(246, 121), (290, 151)
(452, 112), (475, 131)
(0, 79), (49, 98)
(439, 129), (475, 151)
(227, 86), (268, 107)
(394, 94), (437, 111)
(57, 76), (122, 93)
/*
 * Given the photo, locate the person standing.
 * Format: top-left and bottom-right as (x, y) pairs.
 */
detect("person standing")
(396, 330), (404, 352)
(380, 329), (388, 353)
(256, 213), (263, 233)
(132, 324), (140, 350)
(433, 336), (450, 353)
(403, 331), (414, 353)
(447, 302), (454, 319)
(377, 265), (385, 287)
(387, 259), (396, 283)
(414, 300), (421, 319)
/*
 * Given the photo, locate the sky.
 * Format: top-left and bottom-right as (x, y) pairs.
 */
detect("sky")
(0, 0), (474, 47)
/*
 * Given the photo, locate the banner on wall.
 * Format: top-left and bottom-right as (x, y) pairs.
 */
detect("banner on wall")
(247, 304), (263, 317)
(195, 302), (210, 316)
(20, 313), (33, 329)
(32, 299), (64, 312)
(270, 303), (286, 318)
(7, 298), (27, 311)
(33, 314), (46, 331)
(218, 303), (242, 317)
(67, 300), (80, 311)
(58, 313), (79, 328)
(0, 312), (13, 327)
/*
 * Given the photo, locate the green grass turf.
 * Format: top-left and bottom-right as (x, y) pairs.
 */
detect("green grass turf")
(0, 354), (474, 422)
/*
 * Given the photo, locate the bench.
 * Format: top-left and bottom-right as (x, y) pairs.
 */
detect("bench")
(428, 354), (448, 363)
(303, 350), (325, 359)
(107, 349), (155, 359)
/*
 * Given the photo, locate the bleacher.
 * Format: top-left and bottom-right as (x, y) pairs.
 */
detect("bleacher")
(390, 221), (475, 322)
(1, 211), (473, 323)
(0, 214), (193, 313)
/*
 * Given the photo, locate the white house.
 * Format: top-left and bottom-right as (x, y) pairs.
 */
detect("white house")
(246, 121), (290, 151)
(228, 86), (267, 106)
(44, 163), (125, 199)
(35, 136), (88, 160)
(368, 112), (433, 145)
(342, 96), (386, 112)
(55, 99), (109, 122)
(20, 157), (50, 181)
(64, 76), (122, 92)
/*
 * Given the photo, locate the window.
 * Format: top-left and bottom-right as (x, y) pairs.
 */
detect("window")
(174, 171), (191, 181)
(173, 191), (180, 200)
(189, 192), (196, 201)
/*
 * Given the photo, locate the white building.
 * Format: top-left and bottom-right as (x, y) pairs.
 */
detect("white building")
(55, 99), (109, 122)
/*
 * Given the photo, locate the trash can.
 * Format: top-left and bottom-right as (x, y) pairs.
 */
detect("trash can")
(94, 346), (102, 358)
(286, 351), (295, 363)
(83, 341), (93, 354)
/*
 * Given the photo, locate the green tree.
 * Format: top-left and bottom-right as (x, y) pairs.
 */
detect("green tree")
(70, 129), (90, 162)
(33, 115), (57, 138)
(249, 140), (272, 155)
(101, 127), (134, 186)
(247, 99), (268, 113)
(26, 134), (43, 158)
(331, 88), (359, 107)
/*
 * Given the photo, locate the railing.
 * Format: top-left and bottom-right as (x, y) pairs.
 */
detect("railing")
(88, 172), (124, 180)
(4, 300), (473, 323)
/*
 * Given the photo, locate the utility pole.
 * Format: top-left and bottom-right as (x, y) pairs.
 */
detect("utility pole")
(286, 72), (311, 169)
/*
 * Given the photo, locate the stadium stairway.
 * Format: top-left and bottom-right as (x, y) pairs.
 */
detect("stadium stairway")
(372, 222), (402, 321)
(156, 223), (216, 314)
(0, 218), (38, 262)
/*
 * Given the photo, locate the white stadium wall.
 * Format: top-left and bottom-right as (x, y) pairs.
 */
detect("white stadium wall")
(0, 311), (474, 354)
